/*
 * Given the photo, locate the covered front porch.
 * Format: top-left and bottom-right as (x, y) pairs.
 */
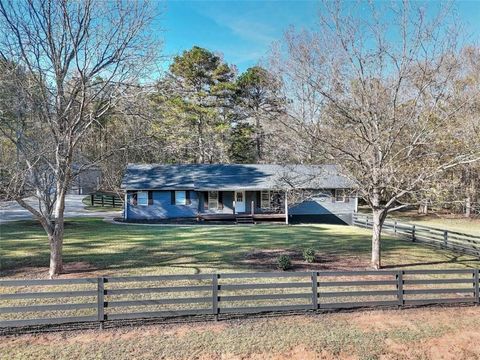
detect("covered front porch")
(197, 189), (289, 224)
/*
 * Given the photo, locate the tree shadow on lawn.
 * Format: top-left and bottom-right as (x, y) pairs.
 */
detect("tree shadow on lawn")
(2, 219), (479, 277)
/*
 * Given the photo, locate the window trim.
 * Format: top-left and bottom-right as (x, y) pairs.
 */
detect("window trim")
(175, 190), (187, 205)
(208, 191), (219, 210)
(260, 190), (271, 209)
(335, 189), (347, 202)
(137, 191), (149, 206)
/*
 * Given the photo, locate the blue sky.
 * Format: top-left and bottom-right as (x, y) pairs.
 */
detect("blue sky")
(160, 0), (480, 73)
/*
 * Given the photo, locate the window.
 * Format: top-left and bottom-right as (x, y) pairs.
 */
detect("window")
(208, 191), (218, 209)
(335, 189), (348, 202)
(235, 191), (243, 202)
(261, 190), (270, 209)
(137, 191), (148, 206)
(175, 191), (186, 205)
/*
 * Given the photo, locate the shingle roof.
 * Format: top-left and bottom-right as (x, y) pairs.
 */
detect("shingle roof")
(121, 164), (354, 191)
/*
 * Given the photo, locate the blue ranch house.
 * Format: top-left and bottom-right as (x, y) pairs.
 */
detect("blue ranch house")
(121, 164), (357, 224)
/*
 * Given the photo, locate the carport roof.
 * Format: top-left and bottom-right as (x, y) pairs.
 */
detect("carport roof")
(121, 163), (355, 191)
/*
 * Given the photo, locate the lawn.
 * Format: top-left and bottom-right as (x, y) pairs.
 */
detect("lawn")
(359, 207), (480, 236)
(1, 218), (479, 359)
(2, 306), (480, 360)
(1, 217), (479, 278)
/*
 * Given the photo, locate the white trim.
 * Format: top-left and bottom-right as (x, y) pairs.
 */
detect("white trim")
(175, 190), (187, 205)
(234, 191), (246, 213)
(335, 189), (347, 202)
(124, 193), (128, 220)
(137, 191), (149, 206)
(260, 190), (271, 209)
(208, 191), (219, 210)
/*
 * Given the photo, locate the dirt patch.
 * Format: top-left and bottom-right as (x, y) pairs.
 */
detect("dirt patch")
(219, 347), (348, 360)
(241, 248), (369, 271)
(1, 261), (102, 279)
(423, 331), (480, 359)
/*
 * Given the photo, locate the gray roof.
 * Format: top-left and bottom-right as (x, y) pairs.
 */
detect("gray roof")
(121, 164), (354, 191)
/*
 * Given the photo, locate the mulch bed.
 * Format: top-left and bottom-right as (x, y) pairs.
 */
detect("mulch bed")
(240, 249), (369, 271)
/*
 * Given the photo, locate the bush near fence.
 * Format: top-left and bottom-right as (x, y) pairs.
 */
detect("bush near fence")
(353, 214), (480, 257)
(1, 269), (479, 331)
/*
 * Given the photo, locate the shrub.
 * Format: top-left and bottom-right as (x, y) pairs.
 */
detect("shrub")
(303, 248), (316, 263)
(277, 255), (292, 270)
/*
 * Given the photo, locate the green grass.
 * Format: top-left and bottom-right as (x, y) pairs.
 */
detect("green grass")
(388, 214), (480, 235)
(1, 218), (479, 276)
(81, 196), (122, 212)
(358, 207), (480, 236)
(2, 307), (480, 360)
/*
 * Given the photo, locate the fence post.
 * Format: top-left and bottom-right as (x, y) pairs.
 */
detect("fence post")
(112, 196), (116, 208)
(396, 271), (404, 309)
(412, 225), (416, 242)
(97, 277), (105, 329)
(474, 269), (479, 305)
(212, 274), (219, 320)
(91, 194), (94, 206)
(365, 217), (369, 228)
(311, 272), (318, 310)
(394, 221), (397, 234)
(101, 195), (104, 207)
(443, 231), (448, 248)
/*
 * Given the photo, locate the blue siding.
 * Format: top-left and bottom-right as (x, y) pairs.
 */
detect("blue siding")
(126, 190), (199, 220)
(125, 189), (356, 221)
(289, 197), (355, 215)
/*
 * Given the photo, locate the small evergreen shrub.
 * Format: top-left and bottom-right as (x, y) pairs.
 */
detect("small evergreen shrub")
(277, 255), (292, 270)
(303, 248), (316, 263)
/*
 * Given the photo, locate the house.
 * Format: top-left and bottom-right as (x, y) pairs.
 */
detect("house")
(121, 163), (357, 224)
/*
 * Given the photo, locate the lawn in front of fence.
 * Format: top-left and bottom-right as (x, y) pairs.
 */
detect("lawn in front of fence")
(2, 217), (480, 278)
(1, 218), (480, 336)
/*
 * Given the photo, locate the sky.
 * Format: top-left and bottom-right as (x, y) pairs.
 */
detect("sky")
(160, 0), (480, 73)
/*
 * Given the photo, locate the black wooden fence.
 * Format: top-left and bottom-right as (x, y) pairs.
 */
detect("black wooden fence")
(353, 214), (480, 257)
(89, 193), (123, 208)
(1, 269), (479, 330)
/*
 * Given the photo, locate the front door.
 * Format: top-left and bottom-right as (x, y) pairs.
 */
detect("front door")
(234, 191), (246, 213)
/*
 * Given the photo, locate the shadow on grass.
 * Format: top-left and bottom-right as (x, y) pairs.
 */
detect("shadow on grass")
(1, 218), (479, 276)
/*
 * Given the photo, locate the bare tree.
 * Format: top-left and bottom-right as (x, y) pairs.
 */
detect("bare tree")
(271, 1), (480, 269)
(0, 0), (160, 277)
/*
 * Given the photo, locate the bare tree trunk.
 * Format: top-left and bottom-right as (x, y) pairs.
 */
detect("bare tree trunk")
(48, 231), (63, 277)
(418, 201), (428, 215)
(465, 195), (471, 218)
(371, 209), (386, 269)
(197, 117), (204, 163)
(255, 114), (262, 161)
(49, 181), (67, 277)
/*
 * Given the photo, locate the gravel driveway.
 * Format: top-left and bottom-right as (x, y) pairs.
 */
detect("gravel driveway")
(0, 195), (121, 223)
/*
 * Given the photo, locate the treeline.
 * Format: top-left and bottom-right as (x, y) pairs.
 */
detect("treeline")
(1, 0), (479, 275)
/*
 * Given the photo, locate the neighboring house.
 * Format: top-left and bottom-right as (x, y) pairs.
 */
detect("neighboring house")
(121, 164), (357, 224)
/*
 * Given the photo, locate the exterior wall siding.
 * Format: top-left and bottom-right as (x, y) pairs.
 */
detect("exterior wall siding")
(125, 189), (356, 223)
(126, 190), (199, 220)
(288, 190), (356, 225)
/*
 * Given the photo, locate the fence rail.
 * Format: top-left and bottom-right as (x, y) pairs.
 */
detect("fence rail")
(89, 193), (123, 208)
(1, 269), (479, 330)
(353, 214), (480, 257)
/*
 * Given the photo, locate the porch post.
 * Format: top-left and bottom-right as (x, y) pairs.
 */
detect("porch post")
(124, 192), (128, 220)
(285, 191), (289, 225)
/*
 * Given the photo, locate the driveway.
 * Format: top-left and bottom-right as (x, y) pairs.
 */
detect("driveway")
(0, 195), (122, 223)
